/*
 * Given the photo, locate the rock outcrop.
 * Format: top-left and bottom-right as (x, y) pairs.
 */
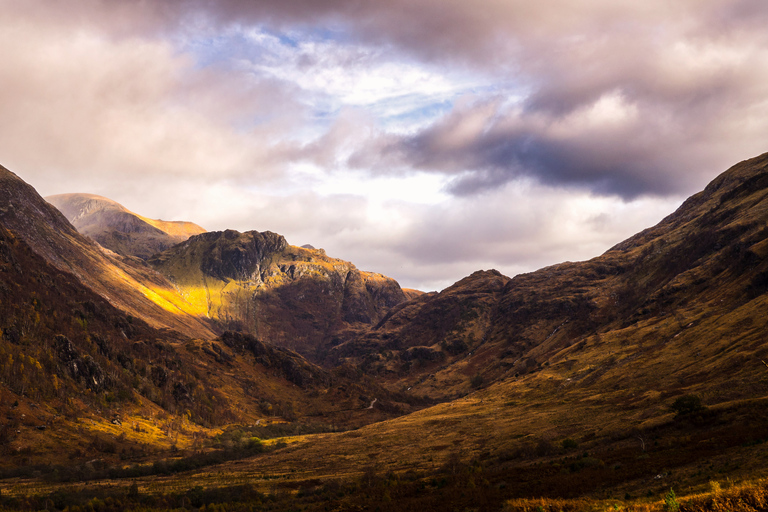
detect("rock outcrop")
(196, 230), (288, 281)
(149, 229), (408, 360)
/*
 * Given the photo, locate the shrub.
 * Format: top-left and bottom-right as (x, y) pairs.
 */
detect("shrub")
(664, 488), (679, 512)
(247, 437), (264, 451)
(671, 394), (704, 416)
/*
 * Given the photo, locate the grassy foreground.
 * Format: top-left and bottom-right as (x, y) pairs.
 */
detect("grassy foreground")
(506, 479), (768, 511)
(1, 471), (768, 511)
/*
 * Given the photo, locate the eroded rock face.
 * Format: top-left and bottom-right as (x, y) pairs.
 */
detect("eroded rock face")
(342, 269), (407, 324)
(198, 230), (288, 281)
(220, 331), (330, 388)
(55, 335), (79, 362)
(54, 335), (108, 392)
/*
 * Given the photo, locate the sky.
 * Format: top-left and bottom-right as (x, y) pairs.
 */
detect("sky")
(2, 1), (768, 291)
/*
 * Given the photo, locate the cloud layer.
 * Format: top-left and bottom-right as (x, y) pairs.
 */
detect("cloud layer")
(2, 0), (768, 290)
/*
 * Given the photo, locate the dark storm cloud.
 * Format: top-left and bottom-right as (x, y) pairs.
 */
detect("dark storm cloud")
(388, 109), (669, 199)
(389, 109), (697, 199)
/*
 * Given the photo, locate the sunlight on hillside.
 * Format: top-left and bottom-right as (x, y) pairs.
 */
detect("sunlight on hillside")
(137, 214), (206, 239)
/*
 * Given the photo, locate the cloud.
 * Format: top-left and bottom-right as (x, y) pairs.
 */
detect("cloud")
(5, 0), (768, 292)
(344, 28), (768, 198)
(11, 0), (768, 202)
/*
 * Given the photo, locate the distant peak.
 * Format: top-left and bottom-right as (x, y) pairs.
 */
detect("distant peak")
(47, 192), (118, 202)
(46, 192), (206, 260)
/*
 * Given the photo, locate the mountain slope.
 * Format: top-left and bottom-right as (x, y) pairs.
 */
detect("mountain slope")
(148, 229), (408, 359)
(328, 151), (768, 400)
(155, 151), (768, 506)
(0, 166), (214, 339)
(0, 220), (417, 464)
(6, 153), (768, 509)
(46, 193), (205, 260)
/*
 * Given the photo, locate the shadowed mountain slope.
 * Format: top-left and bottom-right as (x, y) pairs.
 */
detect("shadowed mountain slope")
(328, 151), (768, 400)
(46, 193), (205, 260)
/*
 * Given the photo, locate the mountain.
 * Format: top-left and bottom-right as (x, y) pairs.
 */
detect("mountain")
(0, 212), (418, 463)
(45, 193), (412, 361)
(45, 193), (205, 260)
(328, 152), (768, 402)
(148, 229), (408, 359)
(171, 151), (768, 509)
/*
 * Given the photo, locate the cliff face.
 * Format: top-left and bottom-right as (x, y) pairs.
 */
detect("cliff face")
(196, 230), (288, 281)
(149, 229), (408, 359)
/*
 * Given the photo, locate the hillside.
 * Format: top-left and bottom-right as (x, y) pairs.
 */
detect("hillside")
(46, 193), (205, 260)
(148, 229), (408, 359)
(0, 167), (215, 339)
(324, 152), (768, 401)
(121, 149), (768, 509)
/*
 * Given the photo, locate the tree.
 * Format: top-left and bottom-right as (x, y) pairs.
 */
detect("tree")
(664, 488), (680, 512)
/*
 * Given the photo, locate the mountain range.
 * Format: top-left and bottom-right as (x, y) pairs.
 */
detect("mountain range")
(3, 153), (768, 510)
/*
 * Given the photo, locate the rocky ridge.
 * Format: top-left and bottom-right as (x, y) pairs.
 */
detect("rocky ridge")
(148, 229), (408, 358)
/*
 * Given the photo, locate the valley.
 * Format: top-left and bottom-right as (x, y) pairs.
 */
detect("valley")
(4, 153), (768, 510)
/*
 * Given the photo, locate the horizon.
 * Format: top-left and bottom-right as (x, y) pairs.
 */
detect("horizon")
(3, 1), (768, 290)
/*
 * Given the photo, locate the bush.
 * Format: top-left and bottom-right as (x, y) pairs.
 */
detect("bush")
(247, 437), (264, 451)
(671, 394), (704, 416)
